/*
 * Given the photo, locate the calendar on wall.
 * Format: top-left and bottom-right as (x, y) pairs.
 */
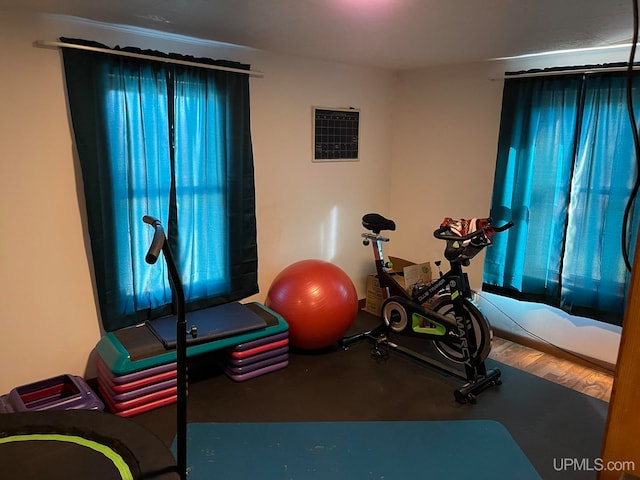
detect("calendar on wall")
(312, 107), (360, 162)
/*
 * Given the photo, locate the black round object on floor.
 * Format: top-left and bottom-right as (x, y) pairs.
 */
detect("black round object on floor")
(0, 410), (179, 480)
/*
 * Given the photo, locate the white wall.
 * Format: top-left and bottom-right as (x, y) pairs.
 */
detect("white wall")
(249, 52), (395, 296)
(388, 62), (505, 284)
(0, 12), (394, 393)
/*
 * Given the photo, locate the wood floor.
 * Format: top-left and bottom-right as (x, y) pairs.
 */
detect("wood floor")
(489, 336), (614, 402)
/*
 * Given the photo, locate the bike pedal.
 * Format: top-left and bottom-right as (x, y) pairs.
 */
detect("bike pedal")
(370, 347), (389, 363)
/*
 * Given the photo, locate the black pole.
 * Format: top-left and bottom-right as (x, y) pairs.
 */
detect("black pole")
(143, 216), (187, 480)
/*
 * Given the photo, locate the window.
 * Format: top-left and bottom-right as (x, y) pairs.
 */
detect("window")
(61, 39), (258, 332)
(483, 71), (640, 325)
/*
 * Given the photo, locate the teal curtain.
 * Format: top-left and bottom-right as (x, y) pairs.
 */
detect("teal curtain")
(563, 74), (640, 315)
(484, 72), (640, 325)
(61, 39), (258, 332)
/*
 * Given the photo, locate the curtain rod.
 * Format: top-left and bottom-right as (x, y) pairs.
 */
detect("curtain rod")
(495, 64), (639, 81)
(34, 40), (264, 78)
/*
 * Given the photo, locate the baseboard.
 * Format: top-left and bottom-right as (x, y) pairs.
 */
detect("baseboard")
(493, 327), (616, 375)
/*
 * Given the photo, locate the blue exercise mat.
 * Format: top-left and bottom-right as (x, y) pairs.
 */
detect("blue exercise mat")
(174, 420), (541, 479)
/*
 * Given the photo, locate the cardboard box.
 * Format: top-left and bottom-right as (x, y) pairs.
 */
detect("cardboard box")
(387, 256), (415, 274)
(389, 257), (432, 292)
(402, 262), (432, 292)
(364, 275), (384, 315)
(363, 257), (432, 315)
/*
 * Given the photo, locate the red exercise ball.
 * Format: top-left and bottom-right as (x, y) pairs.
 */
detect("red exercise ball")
(265, 259), (358, 350)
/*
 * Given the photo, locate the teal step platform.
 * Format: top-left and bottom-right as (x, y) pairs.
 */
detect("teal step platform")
(96, 302), (288, 376)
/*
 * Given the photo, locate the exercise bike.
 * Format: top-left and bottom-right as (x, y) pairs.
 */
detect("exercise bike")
(341, 213), (513, 404)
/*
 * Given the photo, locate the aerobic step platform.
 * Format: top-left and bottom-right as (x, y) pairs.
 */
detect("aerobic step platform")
(96, 302), (288, 376)
(95, 355), (177, 417)
(94, 302), (288, 415)
(224, 331), (289, 382)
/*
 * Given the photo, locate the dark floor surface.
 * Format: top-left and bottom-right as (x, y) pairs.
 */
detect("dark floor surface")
(132, 311), (609, 480)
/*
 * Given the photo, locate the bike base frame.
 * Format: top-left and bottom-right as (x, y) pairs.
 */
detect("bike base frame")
(340, 322), (501, 404)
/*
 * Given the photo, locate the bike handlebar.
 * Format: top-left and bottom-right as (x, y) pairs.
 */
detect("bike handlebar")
(142, 215), (166, 264)
(433, 221), (514, 241)
(493, 221), (515, 233)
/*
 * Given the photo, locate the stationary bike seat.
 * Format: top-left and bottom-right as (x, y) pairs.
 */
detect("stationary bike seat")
(362, 213), (396, 233)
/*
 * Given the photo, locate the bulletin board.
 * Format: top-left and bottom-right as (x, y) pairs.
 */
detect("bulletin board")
(312, 107), (360, 162)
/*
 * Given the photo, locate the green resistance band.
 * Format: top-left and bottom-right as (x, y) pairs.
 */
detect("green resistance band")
(0, 433), (134, 480)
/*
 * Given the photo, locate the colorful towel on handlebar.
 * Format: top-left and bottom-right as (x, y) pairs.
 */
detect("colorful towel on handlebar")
(441, 217), (494, 245)
(440, 218), (494, 262)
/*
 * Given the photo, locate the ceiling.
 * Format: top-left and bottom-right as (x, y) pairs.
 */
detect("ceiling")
(2, 0), (636, 70)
